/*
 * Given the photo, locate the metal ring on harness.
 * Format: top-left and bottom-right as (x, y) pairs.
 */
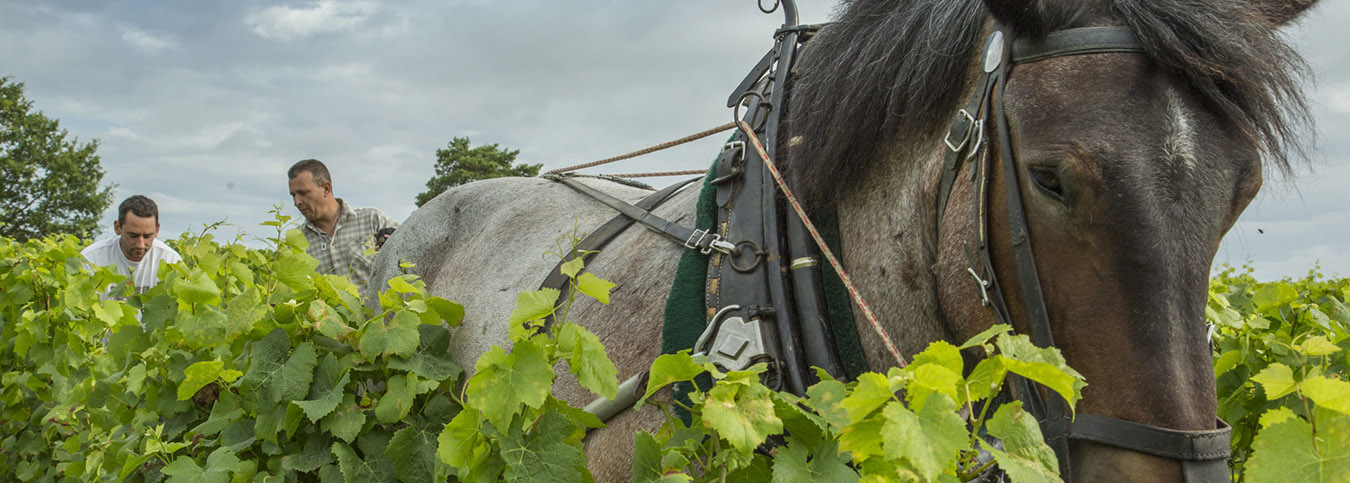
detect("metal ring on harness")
(733, 91), (770, 132)
(729, 241), (764, 273)
(758, 0), (780, 14)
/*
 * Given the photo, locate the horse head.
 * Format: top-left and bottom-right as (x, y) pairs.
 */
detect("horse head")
(785, 0), (1313, 480)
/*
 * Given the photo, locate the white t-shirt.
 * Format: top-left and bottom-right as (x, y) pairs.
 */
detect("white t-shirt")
(81, 237), (183, 294)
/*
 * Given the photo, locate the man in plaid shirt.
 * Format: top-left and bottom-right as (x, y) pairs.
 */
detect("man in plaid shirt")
(287, 159), (399, 286)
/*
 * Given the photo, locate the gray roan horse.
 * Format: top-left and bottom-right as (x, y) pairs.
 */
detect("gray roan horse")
(368, 0), (1314, 480)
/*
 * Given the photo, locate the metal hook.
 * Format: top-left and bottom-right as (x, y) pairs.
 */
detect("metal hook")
(967, 267), (992, 307)
(758, 0), (780, 14)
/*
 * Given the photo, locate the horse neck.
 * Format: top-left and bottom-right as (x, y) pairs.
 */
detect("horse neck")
(834, 137), (953, 367)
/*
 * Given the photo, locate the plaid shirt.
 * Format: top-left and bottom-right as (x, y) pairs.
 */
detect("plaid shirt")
(301, 199), (399, 286)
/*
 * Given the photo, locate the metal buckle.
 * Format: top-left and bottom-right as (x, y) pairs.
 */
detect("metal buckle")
(945, 109), (978, 152)
(685, 229), (736, 255)
(723, 140), (746, 164)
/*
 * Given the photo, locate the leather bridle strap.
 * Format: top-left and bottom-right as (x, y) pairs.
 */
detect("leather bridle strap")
(941, 26), (1234, 482)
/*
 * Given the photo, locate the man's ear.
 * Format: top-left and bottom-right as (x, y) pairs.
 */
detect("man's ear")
(114, 220), (123, 235)
(324, 182), (334, 197)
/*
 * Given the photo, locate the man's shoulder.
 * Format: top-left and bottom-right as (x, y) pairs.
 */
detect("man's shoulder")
(349, 206), (398, 226)
(82, 237), (118, 261)
(151, 239), (183, 262)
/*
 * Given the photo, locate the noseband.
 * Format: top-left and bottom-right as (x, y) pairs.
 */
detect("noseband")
(936, 27), (1232, 482)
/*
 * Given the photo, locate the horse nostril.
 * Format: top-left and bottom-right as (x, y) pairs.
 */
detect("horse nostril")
(1029, 167), (1065, 201)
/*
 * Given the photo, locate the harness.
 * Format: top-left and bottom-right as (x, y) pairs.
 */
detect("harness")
(547, 2), (1232, 481)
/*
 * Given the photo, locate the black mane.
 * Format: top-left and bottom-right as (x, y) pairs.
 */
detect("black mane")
(783, 0), (1311, 207)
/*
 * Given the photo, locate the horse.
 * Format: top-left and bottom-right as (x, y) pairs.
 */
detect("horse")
(367, 0), (1314, 480)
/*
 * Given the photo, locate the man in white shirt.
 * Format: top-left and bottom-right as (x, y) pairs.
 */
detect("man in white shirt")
(82, 195), (182, 295)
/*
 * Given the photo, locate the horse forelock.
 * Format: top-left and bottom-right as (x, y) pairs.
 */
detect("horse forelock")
(783, 0), (1311, 210)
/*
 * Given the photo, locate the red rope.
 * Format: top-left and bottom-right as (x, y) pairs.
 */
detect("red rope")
(607, 169), (707, 178)
(547, 122), (736, 175)
(737, 121), (907, 368)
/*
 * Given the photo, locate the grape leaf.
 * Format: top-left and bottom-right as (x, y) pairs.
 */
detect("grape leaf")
(881, 396), (966, 482)
(508, 289), (559, 325)
(557, 322), (618, 400)
(275, 250), (319, 292)
(1246, 411), (1350, 482)
(983, 401), (1059, 483)
(294, 353), (351, 422)
(701, 371), (782, 453)
(178, 360), (224, 401)
(499, 411), (588, 483)
(437, 411), (488, 469)
(387, 325), (462, 382)
(176, 268), (222, 306)
(841, 372), (896, 423)
(426, 296), (465, 327)
(771, 437), (858, 483)
(575, 273), (616, 305)
(375, 374), (419, 424)
(359, 310), (421, 361)
(640, 352), (707, 408)
(387, 422), (444, 483)
(995, 334), (1085, 407)
(1252, 363), (1298, 400)
(1301, 375), (1350, 415)
(321, 393), (366, 444)
(466, 339), (554, 430)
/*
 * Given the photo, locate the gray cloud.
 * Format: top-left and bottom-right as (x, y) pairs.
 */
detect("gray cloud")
(0, 0), (1341, 280)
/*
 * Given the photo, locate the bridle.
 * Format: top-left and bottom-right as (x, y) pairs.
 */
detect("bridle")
(935, 26), (1233, 482)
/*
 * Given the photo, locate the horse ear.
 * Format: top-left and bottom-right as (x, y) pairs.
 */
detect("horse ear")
(1252, 0), (1317, 25)
(981, 0), (1084, 38)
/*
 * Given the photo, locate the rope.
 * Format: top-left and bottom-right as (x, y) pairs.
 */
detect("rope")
(547, 122), (736, 175)
(737, 121), (907, 368)
(607, 169), (707, 179)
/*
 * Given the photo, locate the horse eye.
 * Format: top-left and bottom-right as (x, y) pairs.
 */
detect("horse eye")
(1029, 167), (1064, 199)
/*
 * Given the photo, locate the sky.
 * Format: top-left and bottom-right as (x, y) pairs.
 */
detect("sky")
(1, 0), (1345, 281)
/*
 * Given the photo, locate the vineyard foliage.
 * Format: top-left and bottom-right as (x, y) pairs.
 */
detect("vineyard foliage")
(1208, 266), (1350, 481)
(0, 209), (1345, 482)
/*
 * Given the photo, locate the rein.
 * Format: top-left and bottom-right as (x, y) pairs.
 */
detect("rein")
(936, 26), (1233, 482)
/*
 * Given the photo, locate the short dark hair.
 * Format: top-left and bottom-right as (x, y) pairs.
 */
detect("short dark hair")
(118, 195), (159, 225)
(288, 159), (332, 187)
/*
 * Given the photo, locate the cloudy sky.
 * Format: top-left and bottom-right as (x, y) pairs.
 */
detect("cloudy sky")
(1, 0), (1344, 281)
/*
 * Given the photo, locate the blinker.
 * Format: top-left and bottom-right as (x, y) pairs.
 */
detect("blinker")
(983, 31), (1004, 73)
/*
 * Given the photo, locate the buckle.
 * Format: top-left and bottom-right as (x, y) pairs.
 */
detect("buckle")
(685, 229), (735, 255)
(723, 140), (746, 164)
(944, 109), (978, 152)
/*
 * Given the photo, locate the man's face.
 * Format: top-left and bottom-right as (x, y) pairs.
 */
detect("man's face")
(114, 212), (159, 262)
(289, 171), (330, 222)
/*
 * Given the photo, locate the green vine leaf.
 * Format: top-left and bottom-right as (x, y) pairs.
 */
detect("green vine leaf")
(359, 310), (421, 361)
(557, 322), (619, 400)
(466, 339), (554, 430)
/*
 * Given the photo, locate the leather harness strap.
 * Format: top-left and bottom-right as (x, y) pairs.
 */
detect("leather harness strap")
(538, 176), (704, 319)
(545, 174), (734, 258)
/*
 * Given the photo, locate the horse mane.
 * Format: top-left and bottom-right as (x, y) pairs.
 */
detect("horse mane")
(783, 0), (1311, 208)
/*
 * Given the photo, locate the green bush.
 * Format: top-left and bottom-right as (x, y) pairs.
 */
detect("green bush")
(1209, 265), (1350, 481)
(35, 211), (1350, 481)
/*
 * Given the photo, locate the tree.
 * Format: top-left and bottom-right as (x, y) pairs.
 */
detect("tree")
(1, 76), (115, 241)
(415, 137), (542, 207)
